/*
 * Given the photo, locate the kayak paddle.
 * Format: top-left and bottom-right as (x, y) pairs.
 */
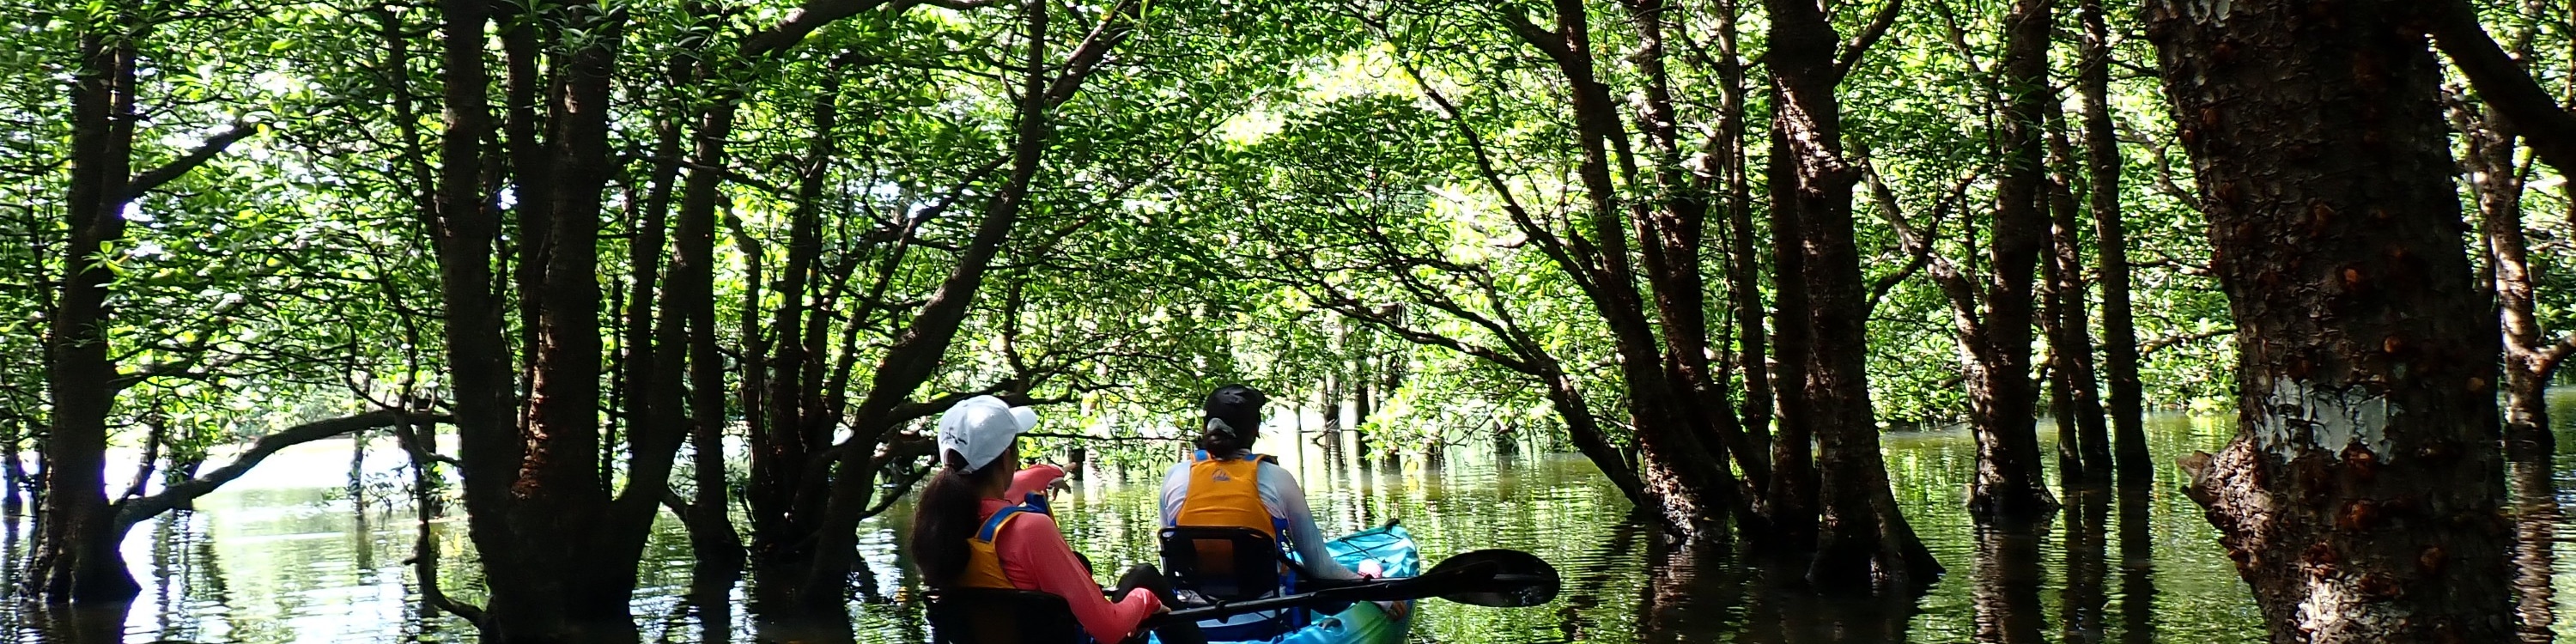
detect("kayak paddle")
(1158, 549), (1559, 623)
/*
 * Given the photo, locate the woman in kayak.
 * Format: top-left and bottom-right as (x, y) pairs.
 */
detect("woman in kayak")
(914, 395), (1201, 644)
(1159, 385), (1367, 641)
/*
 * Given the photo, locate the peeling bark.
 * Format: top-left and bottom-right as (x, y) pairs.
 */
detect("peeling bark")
(2147, 1), (2512, 640)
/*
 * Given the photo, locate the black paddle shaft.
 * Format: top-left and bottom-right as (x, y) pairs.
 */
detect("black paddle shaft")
(1151, 549), (1559, 624)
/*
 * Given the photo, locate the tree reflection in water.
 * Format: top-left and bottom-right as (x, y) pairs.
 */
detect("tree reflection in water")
(1737, 559), (1915, 643)
(1971, 519), (2046, 644)
(1634, 529), (1741, 641)
(2509, 437), (2558, 643)
(0, 416), (2434, 642)
(2117, 485), (2156, 644)
(22, 602), (126, 644)
(2059, 488), (2110, 643)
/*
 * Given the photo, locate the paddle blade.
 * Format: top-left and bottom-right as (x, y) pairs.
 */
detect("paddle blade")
(1425, 549), (1558, 608)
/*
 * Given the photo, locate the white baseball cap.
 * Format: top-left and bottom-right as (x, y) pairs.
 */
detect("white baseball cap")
(935, 395), (1039, 472)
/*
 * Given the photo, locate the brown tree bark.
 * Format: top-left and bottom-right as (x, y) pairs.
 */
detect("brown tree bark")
(2456, 96), (2565, 643)
(2506, 448), (2558, 644)
(1765, 116), (1824, 551)
(419, 1), (701, 640)
(1765, 0), (1940, 591)
(1484, 0), (1746, 542)
(2148, 1), (2512, 640)
(2044, 107), (2112, 485)
(34, 0), (258, 603)
(1714, 0), (1775, 465)
(679, 100), (748, 575)
(39, 7), (146, 604)
(2079, 0), (2149, 490)
(1962, 0), (2057, 521)
(748, 0), (1150, 615)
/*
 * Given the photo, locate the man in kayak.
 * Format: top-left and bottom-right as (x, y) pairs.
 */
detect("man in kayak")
(1158, 385), (1367, 641)
(915, 395), (1202, 644)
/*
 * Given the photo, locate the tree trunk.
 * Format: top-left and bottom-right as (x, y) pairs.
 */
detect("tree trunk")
(2043, 232), (2085, 483)
(423, 2), (693, 639)
(1965, 0), (2059, 522)
(1716, 0), (1775, 464)
(2148, 1), (2512, 640)
(28, 0), (241, 602)
(2080, 0), (2149, 490)
(761, 1), (1116, 612)
(2460, 96), (2563, 643)
(1482, 0), (1748, 541)
(1765, 0), (1939, 591)
(1617, 0), (1771, 502)
(37, 16), (141, 602)
(1765, 121), (1822, 551)
(2044, 106), (2113, 485)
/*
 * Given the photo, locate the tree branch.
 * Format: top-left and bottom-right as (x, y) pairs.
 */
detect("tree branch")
(2542, 334), (2576, 376)
(1833, 0), (1906, 82)
(1042, 0), (1150, 105)
(2428, 0), (2576, 175)
(1318, 293), (1543, 374)
(1497, 9), (1575, 65)
(1383, 51), (1607, 301)
(738, 0), (895, 58)
(1860, 154), (1983, 331)
(885, 385), (1056, 427)
(2138, 327), (2234, 358)
(113, 410), (450, 528)
(126, 122), (259, 200)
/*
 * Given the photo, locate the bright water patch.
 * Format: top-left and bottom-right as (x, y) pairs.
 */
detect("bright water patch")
(25, 402), (2576, 642)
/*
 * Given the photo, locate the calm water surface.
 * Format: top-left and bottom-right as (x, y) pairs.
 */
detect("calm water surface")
(21, 394), (2576, 642)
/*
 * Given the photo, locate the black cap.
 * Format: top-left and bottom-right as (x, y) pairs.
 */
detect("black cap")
(1202, 384), (1268, 440)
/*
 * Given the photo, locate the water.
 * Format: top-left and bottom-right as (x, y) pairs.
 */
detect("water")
(15, 397), (2576, 642)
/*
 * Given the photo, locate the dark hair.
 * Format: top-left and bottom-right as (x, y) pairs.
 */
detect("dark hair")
(1198, 384), (1267, 457)
(910, 450), (1016, 589)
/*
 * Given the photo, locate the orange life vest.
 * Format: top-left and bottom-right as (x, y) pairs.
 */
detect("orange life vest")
(1168, 452), (1307, 638)
(1172, 452), (1288, 539)
(960, 495), (1051, 589)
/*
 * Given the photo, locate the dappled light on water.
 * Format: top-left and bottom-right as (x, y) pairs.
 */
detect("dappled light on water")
(29, 401), (2576, 642)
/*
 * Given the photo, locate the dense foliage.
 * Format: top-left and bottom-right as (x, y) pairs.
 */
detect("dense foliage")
(3, 0), (2573, 639)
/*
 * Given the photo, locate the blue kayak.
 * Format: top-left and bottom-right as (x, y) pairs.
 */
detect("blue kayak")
(1159, 524), (1422, 644)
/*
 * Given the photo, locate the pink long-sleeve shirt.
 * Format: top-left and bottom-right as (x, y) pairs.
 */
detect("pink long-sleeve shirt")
(985, 465), (1161, 642)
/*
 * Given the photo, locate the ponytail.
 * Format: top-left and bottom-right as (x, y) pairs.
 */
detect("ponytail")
(910, 452), (1012, 588)
(1196, 419), (1254, 457)
(1197, 384), (1267, 458)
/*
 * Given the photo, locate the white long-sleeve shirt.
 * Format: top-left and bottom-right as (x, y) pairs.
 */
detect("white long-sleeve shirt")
(1157, 452), (1363, 632)
(1157, 453), (1363, 583)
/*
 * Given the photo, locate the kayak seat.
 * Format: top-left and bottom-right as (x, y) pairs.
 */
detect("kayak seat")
(927, 588), (1087, 644)
(1157, 526), (1297, 603)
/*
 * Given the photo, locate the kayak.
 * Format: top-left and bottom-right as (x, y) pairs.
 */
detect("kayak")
(1157, 524), (1422, 644)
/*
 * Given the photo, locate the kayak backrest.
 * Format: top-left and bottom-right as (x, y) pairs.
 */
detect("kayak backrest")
(1158, 526), (1297, 603)
(927, 588), (1084, 644)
